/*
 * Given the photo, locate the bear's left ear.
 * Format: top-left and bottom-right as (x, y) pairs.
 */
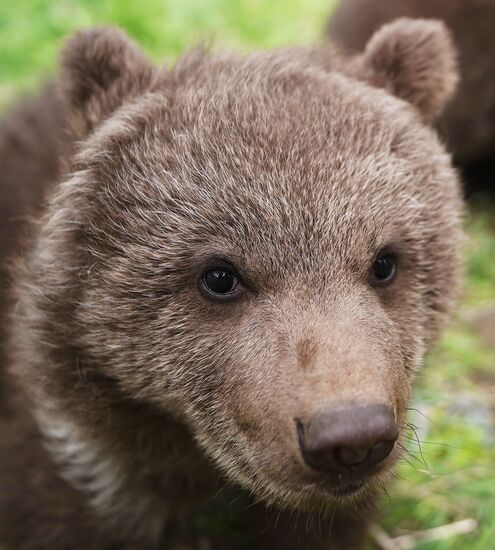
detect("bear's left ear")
(361, 18), (458, 123)
(60, 27), (156, 139)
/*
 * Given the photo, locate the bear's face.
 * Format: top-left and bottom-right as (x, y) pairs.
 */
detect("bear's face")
(26, 22), (462, 512)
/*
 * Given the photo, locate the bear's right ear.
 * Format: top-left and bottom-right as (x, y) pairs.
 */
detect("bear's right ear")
(361, 18), (458, 123)
(60, 27), (155, 139)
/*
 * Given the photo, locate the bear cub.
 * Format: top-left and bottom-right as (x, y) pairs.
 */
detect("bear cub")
(0, 19), (463, 550)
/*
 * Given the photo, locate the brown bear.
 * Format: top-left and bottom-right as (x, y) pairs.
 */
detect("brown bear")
(328, 0), (495, 194)
(0, 20), (463, 550)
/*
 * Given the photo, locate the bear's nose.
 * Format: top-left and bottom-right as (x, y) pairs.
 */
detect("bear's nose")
(298, 404), (398, 475)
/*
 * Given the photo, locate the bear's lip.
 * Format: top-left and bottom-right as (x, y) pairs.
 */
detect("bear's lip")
(283, 476), (370, 509)
(309, 473), (369, 496)
(328, 480), (366, 497)
(298, 459), (385, 489)
(292, 470), (371, 501)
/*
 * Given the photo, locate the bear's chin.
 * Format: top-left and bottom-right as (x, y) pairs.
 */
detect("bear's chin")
(243, 470), (381, 515)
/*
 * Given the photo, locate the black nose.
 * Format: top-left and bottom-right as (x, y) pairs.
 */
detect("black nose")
(298, 404), (398, 475)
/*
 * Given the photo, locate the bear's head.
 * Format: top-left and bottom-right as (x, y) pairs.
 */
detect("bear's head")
(20, 19), (462, 514)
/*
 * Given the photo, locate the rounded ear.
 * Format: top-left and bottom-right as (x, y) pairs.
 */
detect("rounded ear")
(60, 27), (155, 139)
(362, 18), (458, 123)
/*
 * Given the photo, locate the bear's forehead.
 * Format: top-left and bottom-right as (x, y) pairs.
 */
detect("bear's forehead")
(116, 64), (427, 198)
(94, 50), (435, 202)
(166, 58), (411, 158)
(86, 53), (445, 273)
(123, 81), (427, 226)
(97, 132), (426, 281)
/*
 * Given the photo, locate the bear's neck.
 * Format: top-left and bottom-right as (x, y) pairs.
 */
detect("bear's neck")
(32, 376), (223, 544)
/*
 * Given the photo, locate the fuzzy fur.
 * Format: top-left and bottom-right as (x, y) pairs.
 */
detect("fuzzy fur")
(0, 23), (463, 549)
(328, 0), (495, 193)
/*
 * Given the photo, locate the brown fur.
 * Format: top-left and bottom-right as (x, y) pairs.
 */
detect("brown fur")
(328, 0), (495, 193)
(1, 23), (463, 549)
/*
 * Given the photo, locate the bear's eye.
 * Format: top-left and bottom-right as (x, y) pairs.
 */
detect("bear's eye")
(201, 267), (240, 298)
(370, 251), (397, 286)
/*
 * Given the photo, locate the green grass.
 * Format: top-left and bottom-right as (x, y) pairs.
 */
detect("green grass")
(0, 0), (334, 110)
(1, 1), (494, 549)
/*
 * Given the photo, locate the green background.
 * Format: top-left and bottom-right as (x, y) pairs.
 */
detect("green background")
(1, 1), (494, 548)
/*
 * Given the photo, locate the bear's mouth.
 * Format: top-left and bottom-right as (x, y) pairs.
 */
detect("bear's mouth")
(306, 472), (370, 499)
(269, 475), (372, 512)
(328, 480), (366, 497)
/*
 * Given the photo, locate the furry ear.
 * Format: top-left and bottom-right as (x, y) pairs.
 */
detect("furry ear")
(60, 27), (155, 138)
(362, 18), (458, 123)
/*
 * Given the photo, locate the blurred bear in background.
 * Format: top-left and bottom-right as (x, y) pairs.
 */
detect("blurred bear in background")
(329, 0), (495, 195)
